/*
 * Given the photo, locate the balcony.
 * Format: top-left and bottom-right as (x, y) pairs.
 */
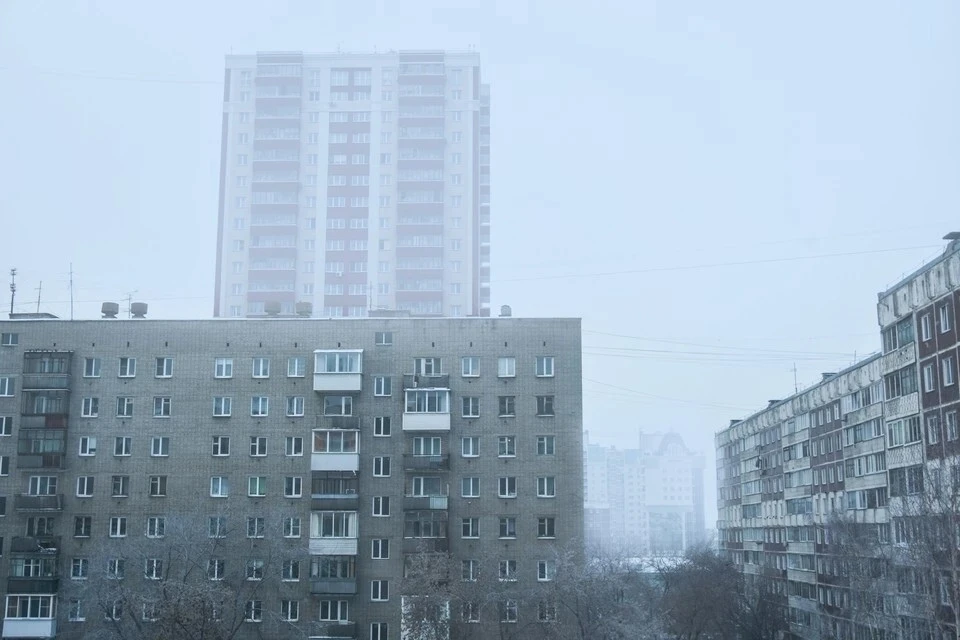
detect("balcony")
(402, 537), (448, 554)
(312, 494), (359, 511)
(320, 416), (360, 430)
(10, 537), (60, 554)
(5, 578), (59, 594)
(314, 350), (363, 392)
(312, 453), (360, 472)
(402, 413), (450, 432)
(20, 375), (70, 391)
(312, 622), (356, 639)
(403, 454), (449, 471)
(402, 374), (450, 388)
(15, 454), (64, 470)
(1, 619), (56, 639)
(14, 495), (63, 512)
(309, 538), (358, 556)
(310, 577), (358, 595)
(403, 496), (448, 510)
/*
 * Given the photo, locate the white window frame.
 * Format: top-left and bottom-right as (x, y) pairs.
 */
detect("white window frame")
(461, 356), (480, 377)
(372, 538), (389, 559)
(537, 476), (556, 498)
(374, 416), (391, 437)
(81, 397), (99, 418)
(214, 358), (233, 378)
(287, 356), (307, 377)
(372, 495), (390, 516)
(150, 436), (169, 457)
(118, 357), (136, 378)
(285, 436), (304, 456)
(944, 356), (956, 386)
(213, 396), (232, 417)
(109, 516), (127, 538)
(940, 303), (953, 332)
(210, 476), (229, 498)
(371, 579), (389, 602)
(498, 476), (518, 498)
(83, 357), (101, 378)
(462, 396), (480, 418)
(461, 436), (480, 457)
(76, 476), (94, 498)
(248, 476), (267, 497)
(374, 376), (392, 397)
(284, 476), (303, 498)
(250, 396), (269, 417)
(78, 436), (96, 456)
(373, 456), (391, 477)
(155, 357), (173, 378)
(498, 357), (516, 378)
(252, 357), (270, 378)
(461, 477), (480, 498)
(536, 356), (555, 377)
(286, 395), (305, 417)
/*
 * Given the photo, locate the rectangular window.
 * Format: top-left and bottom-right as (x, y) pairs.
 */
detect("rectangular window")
(252, 357), (270, 378)
(921, 314), (932, 341)
(280, 600), (299, 622)
(537, 476), (556, 497)
(498, 396), (516, 417)
(538, 559), (555, 581)
(153, 396), (171, 418)
(461, 356), (480, 377)
(499, 517), (517, 538)
(536, 395), (555, 416)
(462, 396), (480, 418)
(461, 436), (480, 457)
(146, 516), (165, 538)
(116, 397), (133, 418)
(461, 476), (480, 498)
(155, 357), (173, 378)
(372, 496), (390, 516)
(250, 396), (269, 417)
(282, 558), (300, 580)
(212, 436), (230, 456)
(948, 411), (958, 441)
(244, 600), (262, 622)
(940, 303), (954, 332)
(405, 389), (449, 413)
(285, 436), (304, 456)
(284, 517), (302, 538)
(212, 396), (232, 417)
(208, 516), (226, 538)
(246, 559), (264, 580)
(373, 456), (391, 477)
(374, 416), (391, 437)
(538, 517), (556, 538)
(374, 376), (392, 396)
(923, 363), (936, 392)
(462, 517), (480, 538)
(323, 395), (353, 416)
(0, 416), (10, 436)
(498, 436), (516, 457)
(83, 357), (101, 377)
(248, 476), (267, 497)
(0, 378), (11, 397)
(943, 355), (956, 386)
(375, 331), (393, 346)
(498, 357), (516, 378)
(285, 396), (305, 417)
(109, 517), (127, 538)
(371, 579), (389, 601)
(76, 476), (94, 498)
(118, 357), (136, 378)
(208, 558), (225, 581)
(113, 436), (132, 457)
(78, 436), (97, 456)
(246, 517), (265, 538)
(81, 397), (99, 418)
(499, 559), (517, 581)
(536, 356), (555, 377)
(214, 358), (233, 378)
(372, 538), (390, 559)
(0, 333), (18, 346)
(284, 476), (303, 498)
(149, 476), (167, 497)
(74, 516), (91, 537)
(210, 476), (229, 498)
(150, 436), (169, 457)
(498, 477), (518, 498)
(111, 475), (129, 498)
(287, 356), (306, 377)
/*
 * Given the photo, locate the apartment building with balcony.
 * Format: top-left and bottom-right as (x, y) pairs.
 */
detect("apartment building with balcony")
(715, 234), (960, 640)
(213, 50), (492, 319)
(0, 316), (581, 639)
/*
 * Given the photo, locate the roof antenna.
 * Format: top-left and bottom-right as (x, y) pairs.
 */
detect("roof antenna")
(8, 268), (16, 317)
(35, 281), (42, 313)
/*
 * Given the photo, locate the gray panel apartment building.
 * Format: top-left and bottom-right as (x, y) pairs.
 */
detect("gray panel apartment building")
(0, 316), (582, 639)
(214, 50), (492, 319)
(715, 236), (960, 640)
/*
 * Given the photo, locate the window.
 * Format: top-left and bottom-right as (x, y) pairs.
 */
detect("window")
(210, 476), (229, 497)
(461, 356), (480, 377)
(371, 579), (389, 601)
(250, 396), (269, 416)
(116, 397), (133, 417)
(498, 396), (516, 417)
(927, 415), (941, 444)
(83, 357), (101, 377)
(372, 539), (390, 559)
(944, 355), (956, 386)
(81, 397), (99, 418)
(461, 436), (480, 457)
(248, 436), (267, 457)
(948, 411), (958, 441)
(375, 331), (393, 346)
(248, 476), (267, 497)
(498, 436), (516, 457)
(109, 516), (127, 538)
(940, 303), (953, 332)
(208, 558), (225, 581)
(274, 437), (300, 461)
(536, 356), (555, 377)
(252, 357), (270, 378)
(68, 598), (83, 621)
(151, 436), (169, 457)
(313, 430), (358, 453)
(0, 333), (18, 346)
(113, 436), (132, 456)
(284, 476), (303, 498)
(212, 436), (230, 457)
(246, 516), (265, 538)
(74, 516), (91, 537)
(405, 389), (450, 413)
(537, 476), (556, 497)
(461, 517), (480, 538)
(209, 516), (227, 538)
(153, 396), (171, 418)
(0, 378), (11, 397)
(462, 396), (480, 418)
(6, 595), (55, 621)
(538, 559), (556, 581)
(923, 363), (936, 392)
(214, 358), (233, 378)
(107, 558), (125, 579)
(890, 465), (925, 496)
(246, 559), (264, 581)
(280, 600), (299, 622)
(499, 560), (517, 581)
(319, 599), (351, 622)
(887, 416), (922, 447)
(282, 558), (301, 579)
(538, 516), (556, 538)
(146, 516), (165, 538)
(76, 476), (94, 498)
(374, 416), (391, 436)
(498, 357), (516, 377)
(538, 601), (558, 622)
(373, 496), (390, 516)
(324, 395), (353, 416)
(244, 600), (262, 622)
(78, 436), (96, 456)
(28, 476), (57, 496)
(155, 357), (173, 378)
(118, 357), (136, 378)
(111, 475), (129, 498)
(921, 314), (932, 341)
(284, 517), (302, 538)
(148, 476), (167, 497)
(499, 516), (517, 538)
(0, 416), (11, 436)
(884, 366), (918, 399)
(373, 456), (391, 477)
(498, 477), (518, 498)
(537, 395), (555, 416)
(374, 376), (392, 396)
(461, 476), (480, 498)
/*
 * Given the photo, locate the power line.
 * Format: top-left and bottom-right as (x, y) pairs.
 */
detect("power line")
(492, 245), (941, 284)
(583, 331), (857, 357)
(583, 377), (752, 411)
(0, 66), (219, 86)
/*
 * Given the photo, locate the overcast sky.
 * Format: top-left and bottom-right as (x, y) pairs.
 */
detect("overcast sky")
(1, 0), (958, 524)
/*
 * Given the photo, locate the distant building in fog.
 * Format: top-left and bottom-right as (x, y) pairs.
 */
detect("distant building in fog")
(584, 431), (706, 556)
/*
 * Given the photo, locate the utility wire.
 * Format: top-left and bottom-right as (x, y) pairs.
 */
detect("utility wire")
(583, 330), (859, 357)
(583, 377), (752, 411)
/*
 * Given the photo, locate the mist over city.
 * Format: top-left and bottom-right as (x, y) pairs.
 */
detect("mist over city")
(0, 1), (958, 638)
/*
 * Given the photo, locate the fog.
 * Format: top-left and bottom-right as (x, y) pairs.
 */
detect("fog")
(1, 0), (958, 526)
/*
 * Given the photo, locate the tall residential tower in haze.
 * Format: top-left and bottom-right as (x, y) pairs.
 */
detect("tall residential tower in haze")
(214, 50), (491, 318)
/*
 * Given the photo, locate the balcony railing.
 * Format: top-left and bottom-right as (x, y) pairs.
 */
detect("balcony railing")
(16, 454), (64, 470)
(402, 374), (450, 389)
(310, 577), (358, 595)
(311, 494), (359, 511)
(11, 537), (60, 554)
(403, 454), (449, 471)
(6, 578), (59, 594)
(313, 621), (356, 638)
(403, 496), (448, 511)
(14, 495), (63, 512)
(402, 537), (448, 554)
(20, 374), (70, 391)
